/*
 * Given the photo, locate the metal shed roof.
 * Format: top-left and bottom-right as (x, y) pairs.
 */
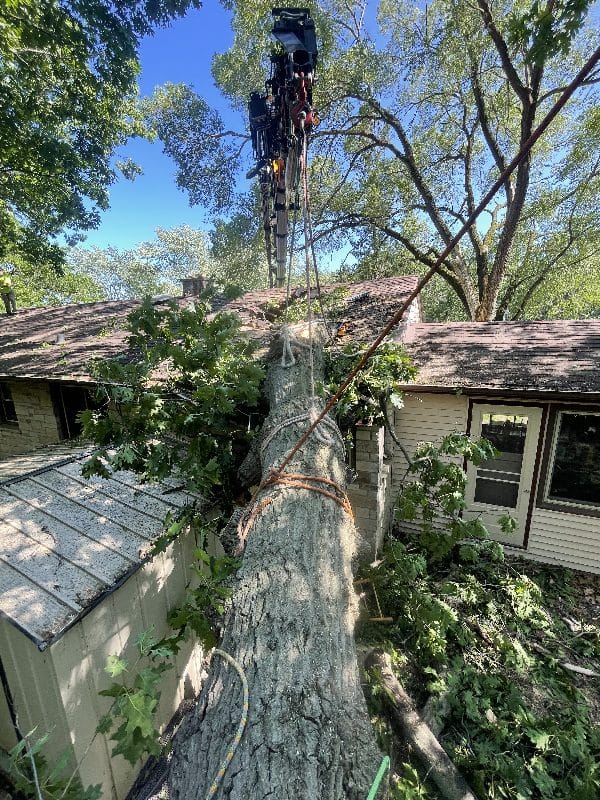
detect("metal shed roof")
(0, 447), (195, 649)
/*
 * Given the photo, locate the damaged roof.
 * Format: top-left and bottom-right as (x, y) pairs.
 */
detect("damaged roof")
(0, 446), (195, 649)
(0, 277), (422, 381)
(223, 275), (422, 343)
(396, 321), (600, 396)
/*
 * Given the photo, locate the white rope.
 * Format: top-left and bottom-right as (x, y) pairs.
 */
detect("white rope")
(300, 131), (316, 402)
(280, 324), (296, 366)
(260, 408), (344, 457)
(204, 648), (249, 800)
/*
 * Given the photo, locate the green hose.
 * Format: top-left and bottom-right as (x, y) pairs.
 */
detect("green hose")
(366, 756), (391, 800)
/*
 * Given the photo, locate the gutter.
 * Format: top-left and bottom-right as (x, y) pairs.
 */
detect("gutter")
(395, 384), (600, 403)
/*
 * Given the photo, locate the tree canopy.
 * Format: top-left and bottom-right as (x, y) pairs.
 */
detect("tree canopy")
(4, 252), (105, 308)
(0, 0), (201, 270)
(67, 222), (269, 299)
(147, 0), (599, 321)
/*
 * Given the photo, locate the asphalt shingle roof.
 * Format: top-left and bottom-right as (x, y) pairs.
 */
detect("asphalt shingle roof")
(397, 320), (600, 395)
(0, 277), (422, 381)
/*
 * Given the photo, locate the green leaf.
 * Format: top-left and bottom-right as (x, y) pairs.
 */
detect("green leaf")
(105, 655), (128, 678)
(96, 714), (113, 735)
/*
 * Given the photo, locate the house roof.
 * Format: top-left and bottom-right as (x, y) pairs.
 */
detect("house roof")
(0, 445), (195, 649)
(396, 321), (600, 396)
(0, 296), (213, 383)
(223, 276), (422, 340)
(0, 277), (422, 381)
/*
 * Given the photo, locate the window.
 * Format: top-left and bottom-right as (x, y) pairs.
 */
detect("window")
(473, 413), (529, 508)
(50, 384), (98, 440)
(546, 412), (600, 508)
(0, 382), (17, 425)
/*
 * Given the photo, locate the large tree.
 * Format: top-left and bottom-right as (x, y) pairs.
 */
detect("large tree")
(148, 0), (599, 321)
(0, 0), (200, 269)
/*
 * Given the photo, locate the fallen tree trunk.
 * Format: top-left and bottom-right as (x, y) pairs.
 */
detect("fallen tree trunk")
(163, 331), (382, 799)
(365, 650), (479, 800)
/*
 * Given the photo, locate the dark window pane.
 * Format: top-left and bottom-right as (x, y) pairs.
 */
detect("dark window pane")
(481, 413), (528, 454)
(0, 381), (17, 424)
(479, 451), (523, 475)
(474, 478), (519, 507)
(50, 384), (96, 439)
(548, 413), (600, 506)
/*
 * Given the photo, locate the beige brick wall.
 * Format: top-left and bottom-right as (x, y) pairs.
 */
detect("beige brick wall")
(0, 380), (61, 457)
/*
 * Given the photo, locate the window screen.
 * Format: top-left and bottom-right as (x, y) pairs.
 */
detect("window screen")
(473, 413), (528, 508)
(548, 412), (600, 507)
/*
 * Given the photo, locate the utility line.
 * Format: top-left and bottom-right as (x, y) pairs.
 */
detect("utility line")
(271, 43), (600, 479)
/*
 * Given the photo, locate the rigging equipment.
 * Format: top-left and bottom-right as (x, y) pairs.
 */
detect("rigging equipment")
(247, 8), (319, 287)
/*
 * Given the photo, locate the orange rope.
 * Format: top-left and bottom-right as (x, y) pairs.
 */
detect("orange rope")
(236, 472), (353, 549)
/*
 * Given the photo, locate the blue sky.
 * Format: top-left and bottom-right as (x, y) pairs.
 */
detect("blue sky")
(81, 0), (239, 251)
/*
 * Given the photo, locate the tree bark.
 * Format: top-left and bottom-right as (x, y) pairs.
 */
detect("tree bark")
(163, 332), (382, 799)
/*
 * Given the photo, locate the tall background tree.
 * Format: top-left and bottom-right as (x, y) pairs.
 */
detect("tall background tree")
(67, 221), (269, 298)
(0, 0), (201, 270)
(146, 0), (599, 320)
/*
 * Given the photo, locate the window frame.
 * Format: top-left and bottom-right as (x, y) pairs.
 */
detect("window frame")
(537, 405), (600, 518)
(0, 381), (18, 427)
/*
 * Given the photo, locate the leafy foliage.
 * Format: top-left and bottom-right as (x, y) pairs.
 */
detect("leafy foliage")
(5, 253), (105, 308)
(97, 628), (175, 766)
(68, 220), (270, 300)
(397, 433), (499, 558)
(6, 731), (101, 800)
(97, 511), (242, 765)
(508, 0), (595, 63)
(359, 437), (600, 798)
(81, 296), (265, 503)
(67, 226), (214, 300)
(277, 286), (349, 323)
(323, 343), (416, 437)
(0, 0), (200, 268)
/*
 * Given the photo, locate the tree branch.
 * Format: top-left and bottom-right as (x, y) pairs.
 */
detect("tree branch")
(476, 0), (528, 103)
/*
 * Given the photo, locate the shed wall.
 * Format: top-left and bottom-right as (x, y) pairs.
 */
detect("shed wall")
(0, 381), (60, 458)
(50, 529), (204, 799)
(0, 618), (70, 761)
(1, 529), (205, 800)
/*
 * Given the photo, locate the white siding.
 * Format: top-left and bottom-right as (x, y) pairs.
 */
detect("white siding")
(391, 392), (469, 535)
(527, 508), (600, 574)
(392, 392), (600, 575)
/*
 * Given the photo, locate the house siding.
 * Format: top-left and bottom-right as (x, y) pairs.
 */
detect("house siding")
(0, 381), (60, 458)
(391, 391), (600, 575)
(391, 392), (469, 533)
(525, 508), (600, 573)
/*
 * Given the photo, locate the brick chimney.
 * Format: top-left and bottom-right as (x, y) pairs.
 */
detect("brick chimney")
(181, 274), (208, 297)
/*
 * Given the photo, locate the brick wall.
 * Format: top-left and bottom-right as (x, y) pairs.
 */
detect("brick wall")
(0, 381), (61, 457)
(347, 424), (395, 562)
